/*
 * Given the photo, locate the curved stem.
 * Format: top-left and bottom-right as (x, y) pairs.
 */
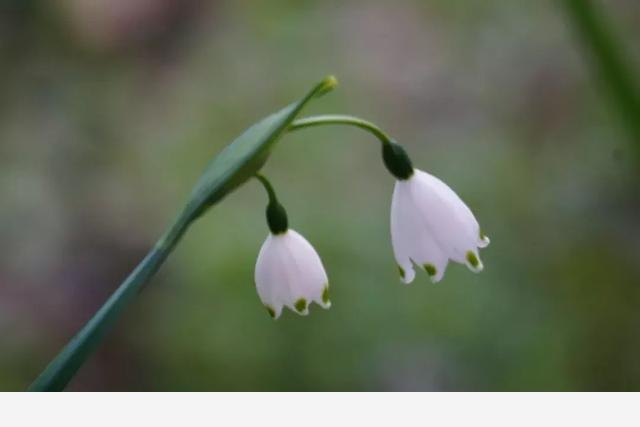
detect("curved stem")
(255, 174), (288, 234)
(288, 114), (393, 145)
(255, 173), (278, 204)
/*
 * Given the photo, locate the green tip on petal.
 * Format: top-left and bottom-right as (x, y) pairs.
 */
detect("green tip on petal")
(322, 286), (330, 304)
(266, 306), (276, 319)
(294, 298), (308, 313)
(423, 263), (437, 277)
(398, 265), (406, 279)
(466, 251), (480, 268)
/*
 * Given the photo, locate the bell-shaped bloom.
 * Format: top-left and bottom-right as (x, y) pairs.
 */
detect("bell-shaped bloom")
(390, 169), (489, 284)
(255, 229), (331, 319)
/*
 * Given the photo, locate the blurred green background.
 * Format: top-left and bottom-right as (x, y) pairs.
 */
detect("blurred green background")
(2, 0), (640, 391)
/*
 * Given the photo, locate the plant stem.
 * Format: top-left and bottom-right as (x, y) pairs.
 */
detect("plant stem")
(562, 0), (640, 164)
(26, 76), (338, 391)
(289, 114), (394, 145)
(255, 174), (289, 234)
(255, 173), (278, 204)
(27, 211), (193, 392)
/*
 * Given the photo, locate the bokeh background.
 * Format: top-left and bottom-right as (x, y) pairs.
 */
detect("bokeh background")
(2, 0), (640, 391)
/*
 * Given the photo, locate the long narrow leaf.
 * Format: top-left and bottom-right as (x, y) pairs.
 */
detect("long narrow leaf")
(562, 0), (640, 163)
(27, 76), (337, 392)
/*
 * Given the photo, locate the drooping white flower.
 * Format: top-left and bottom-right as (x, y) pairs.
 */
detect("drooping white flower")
(390, 169), (490, 284)
(255, 229), (331, 319)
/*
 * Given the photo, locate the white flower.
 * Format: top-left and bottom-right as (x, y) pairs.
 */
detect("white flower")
(254, 229), (331, 319)
(390, 169), (490, 284)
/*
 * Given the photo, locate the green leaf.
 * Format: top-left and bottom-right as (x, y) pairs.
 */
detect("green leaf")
(185, 75), (337, 220)
(562, 0), (640, 165)
(27, 75), (337, 392)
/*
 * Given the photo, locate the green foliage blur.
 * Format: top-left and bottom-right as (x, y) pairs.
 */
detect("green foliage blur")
(1, 0), (639, 391)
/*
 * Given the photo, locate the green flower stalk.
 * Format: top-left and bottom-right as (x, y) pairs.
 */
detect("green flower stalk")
(288, 114), (490, 283)
(28, 76), (337, 392)
(28, 75), (489, 392)
(254, 174), (331, 319)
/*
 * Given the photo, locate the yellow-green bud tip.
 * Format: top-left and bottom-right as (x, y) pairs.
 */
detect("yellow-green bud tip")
(315, 75), (338, 97)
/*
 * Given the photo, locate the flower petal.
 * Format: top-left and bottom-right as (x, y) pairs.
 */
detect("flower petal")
(392, 179), (449, 283)
(464, 249), (484, 273)
(409, 170), (483, 263)
(255, 230), (329, 318)
(389, 168), (488, 283)
(280, 229), (329, 312)
(255, 235), (289, 318)
(478, 230), (491, 248)
(391, 181), (417, 284)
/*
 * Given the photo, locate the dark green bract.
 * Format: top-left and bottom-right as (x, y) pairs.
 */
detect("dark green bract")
(27, 76), (337, 392)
